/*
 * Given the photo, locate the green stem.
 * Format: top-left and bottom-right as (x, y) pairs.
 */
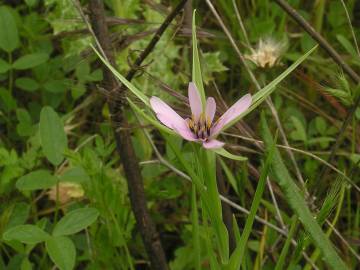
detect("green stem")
(191, 185), (201, 270)
(274, 216), (298, 270)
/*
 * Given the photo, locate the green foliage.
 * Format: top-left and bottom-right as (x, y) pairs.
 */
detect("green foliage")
(39, 106), (68, 166)
(0, 1), (359, 269)
(227, 134), (275, 270)
(52, 208), (99, 236)
(0, 6), (19, 53)
(261, 114), (348, 270)
(3, 225), (50, 244)
(45, 236), (76, 270)
(16, 170), (58, 191)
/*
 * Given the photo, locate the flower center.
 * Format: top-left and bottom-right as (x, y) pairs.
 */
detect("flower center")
(188, 113), (212, 140)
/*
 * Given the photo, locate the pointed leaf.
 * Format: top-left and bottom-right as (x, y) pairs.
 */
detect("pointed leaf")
(91, 45), (149, 106)
(192, 10), (206, 109)
(0, 6), (19, 53)
(53, 208), (99, 236)
(39, 106), (68, 166)
(213, 148), (247, 161)
(3, 225), (50, 244)
(16, 170), (58, 191)
(222, 46), (317, 133)
(261, 114), (348, 270)
(46, 236), (75, 270)
(13, 53), (49, 70)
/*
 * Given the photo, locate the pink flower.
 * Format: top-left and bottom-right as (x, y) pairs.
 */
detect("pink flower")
(150, 82), (252, 149)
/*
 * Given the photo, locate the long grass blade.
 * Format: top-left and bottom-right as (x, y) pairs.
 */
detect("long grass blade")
(261, 113), (348, 270)
(192, 10), (206, 109)
(226, 132), (276, 270)
(274, 215), (298, 270)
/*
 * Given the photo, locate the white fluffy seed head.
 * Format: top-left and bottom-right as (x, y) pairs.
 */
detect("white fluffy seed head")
(246, 38), (286, 68)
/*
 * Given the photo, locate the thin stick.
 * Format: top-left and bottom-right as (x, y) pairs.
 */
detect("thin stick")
(273, 0), (360, 83)
(125, 0), (188, 82)
(84, 0), (187, 268)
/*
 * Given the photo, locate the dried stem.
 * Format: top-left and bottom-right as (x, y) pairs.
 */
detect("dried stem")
(85, 0), (188, 268)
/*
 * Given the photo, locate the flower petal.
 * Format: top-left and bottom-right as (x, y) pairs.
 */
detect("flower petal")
(202, 139), (225, 149)
(150, 96), (187, 130)
(205, 97), (216, 123)
(211, 94), (252, 136)
(188, 82), (202, 121)
(173, 126), (197, 141)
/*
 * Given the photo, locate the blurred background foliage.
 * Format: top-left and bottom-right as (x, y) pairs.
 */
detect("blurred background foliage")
(0, 0), (359, 269)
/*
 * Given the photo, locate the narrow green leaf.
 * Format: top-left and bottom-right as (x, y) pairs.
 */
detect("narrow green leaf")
(232, 216), (241, 243)
(91, 45), (149, 106)
(219, 158), (239, 194)
(221, 45), (318, 132)
(336, 35), (358, 59)
(192, 10), (206, 109)
(3, 225), (50, 244)
(274, 216), (298, 270)
(0, 6), (19, 53)
(12, 53), (49, 70)
(16, 170), (58, 191)
(261, 114), (348, 270)
(203, 150), (229, 263)
(227, 131), (275, 270)
(213, 148), (247, 161)
(46, 236), (75, 270)
(39, 106), (68, 166)
(53, 208), (99, 236)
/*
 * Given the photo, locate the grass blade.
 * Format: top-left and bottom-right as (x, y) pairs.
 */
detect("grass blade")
(91, 45), (150, 106)
(192, 10), (206, 109)
(261, 113), (348, 270)
(227, 132), (276, 270)
(274, 215), (298, 270)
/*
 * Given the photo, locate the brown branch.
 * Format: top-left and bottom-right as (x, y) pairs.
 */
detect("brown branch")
(273, 0), (360, 181)
(273, 0), (360, 83)
(124, 0), (188, 82)
(86, 1), (192, 269)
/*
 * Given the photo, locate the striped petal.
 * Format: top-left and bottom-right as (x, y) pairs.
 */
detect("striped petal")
(150, 96), (187, 131)
(211, 94), (252, 137)
(188, 82), (203, 121)
(205, 97), (216, 123)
